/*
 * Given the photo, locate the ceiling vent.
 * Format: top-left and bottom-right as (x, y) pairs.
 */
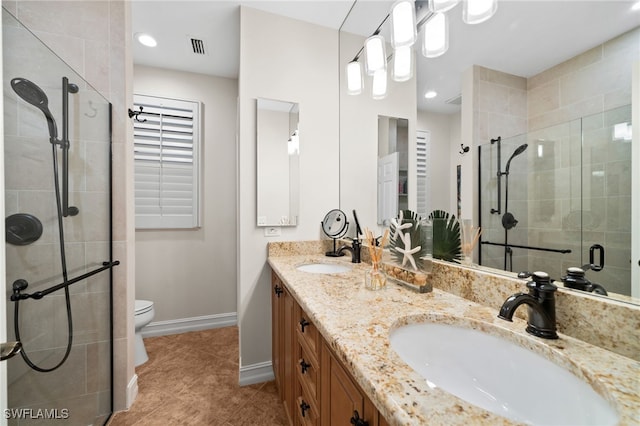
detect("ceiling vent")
(189, 37), (206, 55)
(445, 94), (462, 105)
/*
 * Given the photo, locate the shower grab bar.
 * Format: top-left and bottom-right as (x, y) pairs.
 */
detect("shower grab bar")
(10, 260), (120, 302)
(481, 241), (571, 254)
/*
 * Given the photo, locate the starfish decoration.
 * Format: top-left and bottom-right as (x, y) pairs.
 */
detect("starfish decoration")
(397, 231), (421, 270)
(390, 210), (412, 240)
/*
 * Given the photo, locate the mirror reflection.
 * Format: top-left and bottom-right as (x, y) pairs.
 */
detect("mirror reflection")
(479, 105), (633, 298)
(256, 98), (299, 227)
(377, 116), (409, 225)
(338, 2), (639, 305)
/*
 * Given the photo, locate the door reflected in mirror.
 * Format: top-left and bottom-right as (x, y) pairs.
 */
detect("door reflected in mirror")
(377, 116), (409, 225)
(256, 98), (299, 227)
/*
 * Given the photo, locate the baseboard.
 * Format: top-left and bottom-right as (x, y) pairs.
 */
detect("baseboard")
(127, 374), (138, 409)
(239, 361), (274, 386)
(142, 312), (237, 338)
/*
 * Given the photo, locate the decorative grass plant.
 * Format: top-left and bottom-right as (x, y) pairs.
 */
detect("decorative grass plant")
(428, 210), (462, 263)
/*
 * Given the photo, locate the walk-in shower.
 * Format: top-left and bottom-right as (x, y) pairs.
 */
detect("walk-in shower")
(478, 105), (633, 299)
(3, 8), (116, 425)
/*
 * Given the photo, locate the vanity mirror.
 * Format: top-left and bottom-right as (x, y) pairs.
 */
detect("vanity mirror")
(338, 1), (639, 305)
(256, 98), (300, 227)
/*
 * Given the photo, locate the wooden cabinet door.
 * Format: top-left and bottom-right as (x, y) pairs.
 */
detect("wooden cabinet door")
(320, 342), (378, 426)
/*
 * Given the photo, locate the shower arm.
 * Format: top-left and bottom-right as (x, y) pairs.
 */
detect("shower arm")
(10, 261), (120, 301)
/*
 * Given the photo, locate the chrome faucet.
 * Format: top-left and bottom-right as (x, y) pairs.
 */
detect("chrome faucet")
(338, 238), (361, 263)
(498, 271), (558, 339)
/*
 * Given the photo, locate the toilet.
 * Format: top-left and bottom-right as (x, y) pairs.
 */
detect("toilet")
(134, 300), (155, 366)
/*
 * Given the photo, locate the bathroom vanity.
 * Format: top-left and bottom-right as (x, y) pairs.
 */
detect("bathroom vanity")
(268, 241), (640, 426)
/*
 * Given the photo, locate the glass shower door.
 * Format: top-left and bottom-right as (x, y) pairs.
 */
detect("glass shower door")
(478, 104), (633, 298)
(3, 8), (113, 425)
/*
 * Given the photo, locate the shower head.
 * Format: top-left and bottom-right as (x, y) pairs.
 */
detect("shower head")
(11, 78), (58, 141)
(505, 143), (528, 174)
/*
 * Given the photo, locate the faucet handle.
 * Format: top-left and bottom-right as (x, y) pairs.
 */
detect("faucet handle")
(526, 271), (557, 293)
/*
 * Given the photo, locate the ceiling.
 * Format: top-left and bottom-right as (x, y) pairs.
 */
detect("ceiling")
(132, 0), (640, 113)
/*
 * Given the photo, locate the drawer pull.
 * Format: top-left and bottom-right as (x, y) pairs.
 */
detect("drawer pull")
(350, 410), (369, 426)
(300, 400), (311, 418)
(274, 285), (283, 297)
(299, 318), (310, 333)
(300, 359), (311, 374)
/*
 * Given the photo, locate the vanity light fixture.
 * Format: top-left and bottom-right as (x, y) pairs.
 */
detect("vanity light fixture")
(372, 69), (388, 99)
(429, 0), (460, 13)
(391, 0), (417, 48)
(135, 32), (157, 47)
(463, 0), (498, 24)
(364, 35), (387, 75)
(346, 0), (497, 98)
(422, 12), (449, 58)
(393, 46), (414, 82)
(346, 60), (363, 95)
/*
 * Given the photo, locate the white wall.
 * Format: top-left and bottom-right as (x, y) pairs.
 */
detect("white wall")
(238, 7), (339, 372)
(133, 65), (238, 323)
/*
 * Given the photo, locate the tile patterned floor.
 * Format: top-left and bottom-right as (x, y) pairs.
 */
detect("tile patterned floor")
(108, 327), (287, 425)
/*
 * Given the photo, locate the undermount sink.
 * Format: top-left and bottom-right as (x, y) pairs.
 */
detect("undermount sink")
(296, 263), (351, 274)
(389, 322), (618, 425)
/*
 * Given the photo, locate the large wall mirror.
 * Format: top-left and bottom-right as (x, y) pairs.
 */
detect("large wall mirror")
(256, 98), (300, 227)
(338, 1), (639, 306)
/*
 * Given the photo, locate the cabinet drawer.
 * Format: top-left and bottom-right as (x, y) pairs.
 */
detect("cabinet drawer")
(296, 341), (320, 404)
(296, 305), (320, 358)
(295, 388), (320, 426)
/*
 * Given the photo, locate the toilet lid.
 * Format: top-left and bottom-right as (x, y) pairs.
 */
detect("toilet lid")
(135, 299), (154, 315)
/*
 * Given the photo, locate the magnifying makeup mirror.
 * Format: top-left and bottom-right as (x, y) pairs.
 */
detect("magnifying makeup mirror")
(321, 209), (349, 257)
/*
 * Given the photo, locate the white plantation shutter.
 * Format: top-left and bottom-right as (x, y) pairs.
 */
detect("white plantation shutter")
(133, 94), (201, 229)
(416, 130), (431, 219)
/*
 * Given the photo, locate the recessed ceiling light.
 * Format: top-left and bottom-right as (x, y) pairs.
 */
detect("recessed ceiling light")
(632, 1), (640, 11)
(424, 90), (438, 99)
(136, 33), (157, 48)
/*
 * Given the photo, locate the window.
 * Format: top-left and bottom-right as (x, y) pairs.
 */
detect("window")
(133, 94), (201, 229)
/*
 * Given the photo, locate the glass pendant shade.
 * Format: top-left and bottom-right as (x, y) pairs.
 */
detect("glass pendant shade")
(346, 61), (363, 95)
(364, 35), (387, 75)
(372, 69), (388, 100)
(390, 0), (417, 48)
(463, 0), (498, 24)
(422, 12), (448, 58)
(392, 46), (413, 82)
(428, 0), (460, 13)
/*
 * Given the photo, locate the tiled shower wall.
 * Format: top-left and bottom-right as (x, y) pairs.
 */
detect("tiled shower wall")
(2, 0), (133, 414)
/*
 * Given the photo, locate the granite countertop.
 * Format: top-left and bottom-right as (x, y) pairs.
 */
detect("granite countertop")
(268, 254), (640, 426)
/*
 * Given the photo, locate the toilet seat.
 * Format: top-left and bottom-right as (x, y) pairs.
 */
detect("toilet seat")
(135, 300), (154, 316)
